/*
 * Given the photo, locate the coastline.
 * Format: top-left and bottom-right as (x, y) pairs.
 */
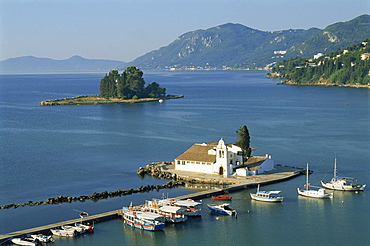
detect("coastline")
(40, 94), (184, 106)
(277, 80), (370, 89)
(265, 73), (370, 89)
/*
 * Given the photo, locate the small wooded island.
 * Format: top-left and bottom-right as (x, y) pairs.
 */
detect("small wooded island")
(40, 66), (183, 106)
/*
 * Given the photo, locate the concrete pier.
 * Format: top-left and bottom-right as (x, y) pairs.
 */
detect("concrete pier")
(0, 166), (302, 242)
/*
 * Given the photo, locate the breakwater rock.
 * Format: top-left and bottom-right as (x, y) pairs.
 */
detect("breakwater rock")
(0, 181), (184, 210)
(138, 162), (237, 185)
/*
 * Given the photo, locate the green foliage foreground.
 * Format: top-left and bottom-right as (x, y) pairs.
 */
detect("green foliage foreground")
(100, 66), (166, 99)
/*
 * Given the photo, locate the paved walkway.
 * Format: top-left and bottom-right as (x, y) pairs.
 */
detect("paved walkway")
(163, 163), (303, 184)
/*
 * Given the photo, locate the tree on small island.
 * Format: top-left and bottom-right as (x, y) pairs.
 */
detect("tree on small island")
(99, 66), (166, 99)
(236, 125), (252, 158)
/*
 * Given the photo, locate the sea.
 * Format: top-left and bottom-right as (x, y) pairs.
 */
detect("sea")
(0, 71), (369, 245)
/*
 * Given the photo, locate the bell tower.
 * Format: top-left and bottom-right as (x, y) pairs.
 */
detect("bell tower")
(216, 138), (229, 176)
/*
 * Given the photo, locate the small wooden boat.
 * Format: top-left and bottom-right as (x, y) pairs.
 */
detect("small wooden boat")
(207, 203), (237, 216)
(212, 196), (232, 200)
(11, 237), (41, 246)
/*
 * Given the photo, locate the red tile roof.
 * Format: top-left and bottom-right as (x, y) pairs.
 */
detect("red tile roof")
(175, 142), (218, 163)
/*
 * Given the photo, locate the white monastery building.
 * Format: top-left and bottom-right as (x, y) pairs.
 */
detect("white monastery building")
(174, 138), (275, 177)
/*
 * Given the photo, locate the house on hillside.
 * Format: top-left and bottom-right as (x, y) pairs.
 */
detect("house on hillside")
(174, 138), (275, 177)
(361, 53), (370, 60)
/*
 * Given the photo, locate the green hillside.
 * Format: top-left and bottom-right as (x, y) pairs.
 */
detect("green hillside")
(133, 15), (370, 70)
(268, 39), (370, 86)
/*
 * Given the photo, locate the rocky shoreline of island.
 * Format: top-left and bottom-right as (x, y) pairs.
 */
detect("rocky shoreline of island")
(265, 73), (370, 89)
(276, 80), (370, 89)
(40, 94), (184, 106)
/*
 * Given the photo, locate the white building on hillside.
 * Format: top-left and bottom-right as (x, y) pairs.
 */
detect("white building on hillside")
(174, 138), (275, 177)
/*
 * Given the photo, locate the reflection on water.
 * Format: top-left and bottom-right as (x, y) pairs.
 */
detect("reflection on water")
(121, 220), (166, 246)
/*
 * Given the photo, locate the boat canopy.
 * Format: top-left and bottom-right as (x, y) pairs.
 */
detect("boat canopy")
(258, 190), (281, 195)
(159, 206), (186, 213)
(173, 200), (201, 207)
(135, 211), (165, 220)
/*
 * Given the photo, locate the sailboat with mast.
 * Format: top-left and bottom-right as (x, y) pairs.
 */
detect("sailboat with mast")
(321, 155), (366, 191)
(297, 163), (333, 199)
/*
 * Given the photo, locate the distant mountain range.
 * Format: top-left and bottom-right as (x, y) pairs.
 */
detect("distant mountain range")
(0, 55), (126, 73)
(1, 14), (369, 73)
(132, 14), (370, 70)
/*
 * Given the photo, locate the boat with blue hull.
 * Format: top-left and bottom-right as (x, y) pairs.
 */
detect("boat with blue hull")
(122, 206), (166, 231)
(206, 203), (237, 216)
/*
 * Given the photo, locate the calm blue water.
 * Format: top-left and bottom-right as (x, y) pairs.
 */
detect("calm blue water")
(0, 71), (369, 245)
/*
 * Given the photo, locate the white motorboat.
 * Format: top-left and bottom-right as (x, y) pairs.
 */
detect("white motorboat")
(172, 199), (202, 216)
(75, 222), (94, 232)
(206, 203), (237, 216)
(11, 237), (41, 246)
(50, 228), (77, 237)
(321, 155), (366, 191)
(61, 225), (85, 233)
(144, 197), (201, 217)
(250, 184), (283, 202)
(143, 200), (188, 223)
(30, 234), (53, 243)
(297, 163), (333, 199)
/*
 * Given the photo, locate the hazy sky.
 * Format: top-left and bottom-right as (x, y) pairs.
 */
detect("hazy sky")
(1, 0), (369, 62)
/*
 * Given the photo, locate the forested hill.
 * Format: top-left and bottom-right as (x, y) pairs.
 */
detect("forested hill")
(267, 39), (370, 87)
(132, 14), (370, 70)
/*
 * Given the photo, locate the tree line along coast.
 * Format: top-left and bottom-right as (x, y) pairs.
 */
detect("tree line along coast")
(40, 66), (183, 106)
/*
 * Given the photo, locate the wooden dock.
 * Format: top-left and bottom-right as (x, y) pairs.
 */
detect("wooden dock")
(0, 170), (302, 242)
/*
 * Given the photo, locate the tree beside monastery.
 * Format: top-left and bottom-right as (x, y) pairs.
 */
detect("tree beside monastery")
(236, 125), (252, 158)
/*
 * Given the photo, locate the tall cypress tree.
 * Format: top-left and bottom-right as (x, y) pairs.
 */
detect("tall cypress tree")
(236, 125), (251, 158)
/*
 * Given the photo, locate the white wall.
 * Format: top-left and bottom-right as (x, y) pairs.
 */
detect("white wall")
(175, 160), (214, 174)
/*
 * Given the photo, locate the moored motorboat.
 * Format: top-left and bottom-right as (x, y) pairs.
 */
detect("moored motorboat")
(11, 238), (41, 246)
(73, 210), (94, 232)
(207, 203), (237, 216)
(50, 228), (77, 237)
(61, 225), (85, 233)
(297, 163), (333, 199)
(143, 200), (187, 223)
(250, 184), (283, 202)
(75, 222), (94, 232)
(212, 196), (232, 200)
(172, 199), (202, 217)
(30, 234), (53, 243)
(122, 205), (166, 231)
(321, 155), (366, 191)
